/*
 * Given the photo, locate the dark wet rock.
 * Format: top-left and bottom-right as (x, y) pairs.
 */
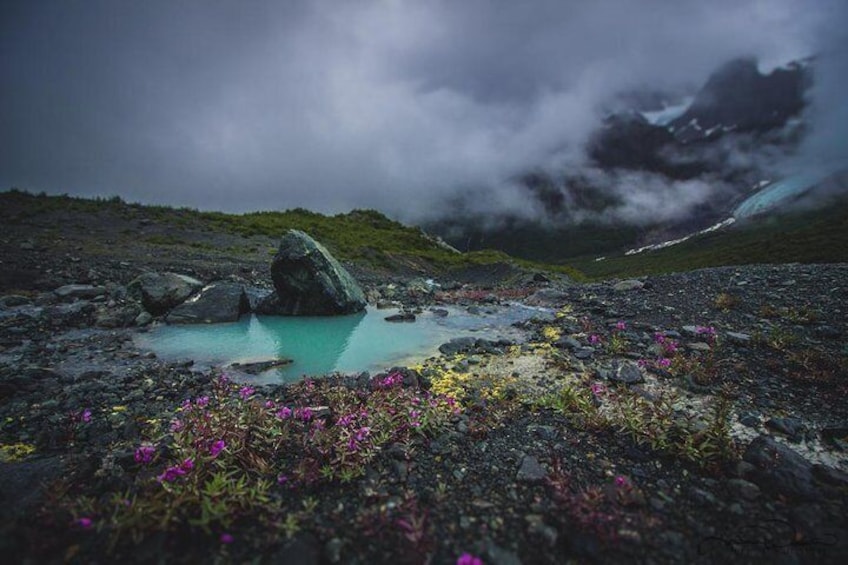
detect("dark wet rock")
(765, 417), (807, 442)
(268, 230), (366, 316)
(554, 335), (581, 350)
(430, 308), (449, 317)
(134, 311), (153, 326)
(573, 347), (595, 360)
(45, 301), (96, 327)
(167, 283), (250, 324)
(54, 284), (107, 300)
(725, 331), (751, 344)
(384, 312), (416, 323)
(812, 324), (841, 339)
(127, 272), (203, 316)
(726, 478), (761, 501)
(95, 304), (141, 328)
(601, 360), (644, 384)
(821, 426), (848, 451)
(439, 337), (479, 356)
(738, 412), (759, 428)
(516, 455), (546, 483)
(0, 295), (32, 308)
(229, 359), (293, 375)
(743, 435), (820, 500)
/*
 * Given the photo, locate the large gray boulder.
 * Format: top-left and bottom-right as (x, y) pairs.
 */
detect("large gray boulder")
(127, 272), (203, 316)
(167, 283), (250, 324)
(269, 230), (366, 316)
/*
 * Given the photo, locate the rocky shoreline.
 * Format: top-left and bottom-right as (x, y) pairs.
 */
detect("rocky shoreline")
(1, 256), (847, 563)
(2, 197), (848, 564)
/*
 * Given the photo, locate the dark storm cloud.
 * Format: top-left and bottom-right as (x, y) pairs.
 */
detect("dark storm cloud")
(0, 0), (838, 219)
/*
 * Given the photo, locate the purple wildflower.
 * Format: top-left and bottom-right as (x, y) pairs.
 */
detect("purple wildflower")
(220, 533), (234, 544)
(265, 400), (276, 409)
(276, 406), (292, 420)
(277, 474), (288, 485)
(170, 419), (184, 432)
(658, 358), (672, 368)
(355, 427), (370, 441)
(347, 436), (358, 452)
(590, 383), (606, 397)
(300, 407), (313, 422)
(195, 396), (209, 408)
(696, 325), (716, 337)
(238, 386), (255, 400)
(81, 409), (92, 423)
(210, 440), (226, 458)
(77, 517), (93, 529)
(457, 553), (484, 565)
(134, 444), (155, 465)
(615, 321), (627, 331)
(615, 475), (628, 487)
(589, 334), (601, 345)
(409, 409), (422, 428)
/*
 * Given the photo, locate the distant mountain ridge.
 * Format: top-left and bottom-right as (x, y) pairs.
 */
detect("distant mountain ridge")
(427, 56), (822, 263)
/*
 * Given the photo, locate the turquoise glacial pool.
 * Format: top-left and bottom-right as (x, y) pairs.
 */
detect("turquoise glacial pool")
(135, 305), (550, 383)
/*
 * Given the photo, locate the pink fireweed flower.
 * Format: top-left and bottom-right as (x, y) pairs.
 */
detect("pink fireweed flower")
(615, 475), (629, 487)
(238, 386), (255, 400)
(590, 383), (606, 396)
(654, 332), (666, 343)
(265, 400), (275, 409)
(77, 517), (93, 529)
(347, 436), (358, 452)
(81, 409), (92, 423)
(355, 427), (370, 441)
(300, 407), (313, 422)
(220, 533), (234, 544)
(658, 358), (672, 368)
(210, 440), (226, 458)
(409, 409), (422, 428)
(696, 325), (716, 337)
(276, 406), (292, 420)
(181, 399), (193, 412)
(589, 334), (601, 345)
(158, 457), (195, 482)
(277, 474), (288, 485)
(615, 321), (627, 331)
(169, 419), (184, 432)
(195, 396), (209, 408)
(338, 414), (354, 427)
(457, 553), (484, 565)
(134, 444), (155, 464)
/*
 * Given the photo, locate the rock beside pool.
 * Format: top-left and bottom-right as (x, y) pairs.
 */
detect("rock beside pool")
(229, 358), (293, 374)
(269, 230), (367, 316)
(167, 283), (251, 324)
(127, 272), (203, 316)
(385, 312), (416, 322)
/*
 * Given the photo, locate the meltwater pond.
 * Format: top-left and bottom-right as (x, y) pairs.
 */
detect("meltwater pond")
(136, 305), (550, 383)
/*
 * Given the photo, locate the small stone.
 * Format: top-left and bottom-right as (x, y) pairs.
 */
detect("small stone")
(516, 455), (546, 483)
(765, 417), (806, 442)
(613, 280), (644, 292)
(610, 361), (644, 384)
(384, 312), (416, 323)
(725, 331), (751, 344)
(324, 538), (343, 563)
(738, 413), (759, 428)
(727, 478), (761, 501)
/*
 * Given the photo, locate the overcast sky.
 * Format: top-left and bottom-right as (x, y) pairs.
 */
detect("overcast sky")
(1, 0), (843, 220)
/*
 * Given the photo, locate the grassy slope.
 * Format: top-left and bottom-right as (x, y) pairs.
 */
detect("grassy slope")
(1, 190), (584, 280)
(571, 198), (848, 279)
